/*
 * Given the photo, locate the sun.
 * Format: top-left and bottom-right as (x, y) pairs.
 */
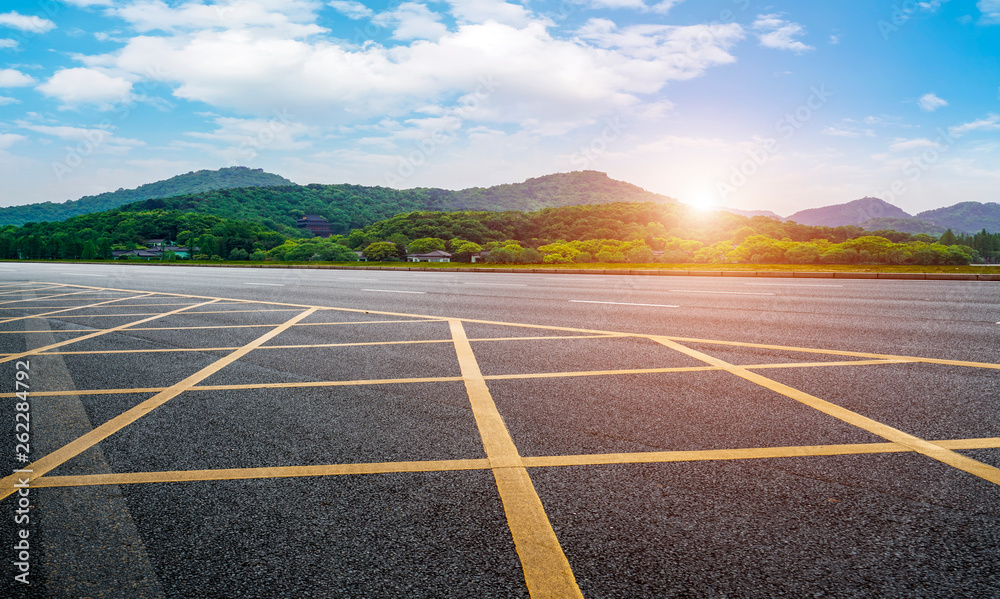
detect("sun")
(684, 188), (718, 212)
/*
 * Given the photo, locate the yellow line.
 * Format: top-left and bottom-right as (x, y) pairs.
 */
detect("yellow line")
(0, 284), (68, 296)
(0, 307), (319, 501)
(0, 290), (98, 306)
(0, 359), (917, 396)
(26, 438), (1000, 489)
(0, 302), (201, 309)
(450, 319), (583, 599)
(652, 337), (1000, 486)
(0, 293), (154, 324)
(0, 294), (152, 324)
(663, 336), (1000, 371)
(15, 308), (301, 319)
(30, 459), (492, 488)
(0, 299), (220, 364)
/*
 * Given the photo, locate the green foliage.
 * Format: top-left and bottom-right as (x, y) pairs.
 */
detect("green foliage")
(0, 167), (293, 227)
(407, 237), (447, 253)
(363, 241), (401, 261)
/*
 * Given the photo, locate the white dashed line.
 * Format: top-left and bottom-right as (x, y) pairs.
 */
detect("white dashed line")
(363, 289), (426, 294)
(570, 300), (679, 308)
(463, 283), (527, 287)
(244, 283), (284, 286)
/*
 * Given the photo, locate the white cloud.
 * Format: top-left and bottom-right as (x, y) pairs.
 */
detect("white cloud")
(917, 92), (947, 111)
(0, 133), (26, 149)
(373, 3), (448, 41)
(37, 68), (133, 108)
(753, 14), (814, 53)
(889, 138), (939, 152)
(822, 126), (861, 137)
(111, 0), (325, 37)
(949, 113), (1000, 137)
(0, 69), (35, 87)
(328, 0), (373, 19)
(62, 0), (115, 6)
(87, 17), (744, 126)
(0, 96), (18, 105)
(19, 123), (145, 154)
(0, 12), (56, 33)
(445, 0), (538, 27)
(980, 0), (1000, 23)
(0, 39), (17, 49)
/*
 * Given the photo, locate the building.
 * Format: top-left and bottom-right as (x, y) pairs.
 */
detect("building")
(296, 214), (333, 238)
(406, 249), (452, 263)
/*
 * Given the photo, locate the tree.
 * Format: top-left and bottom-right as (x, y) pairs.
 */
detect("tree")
(81, 241), (97, 260)
(939, 229), (957, 245)
(407, 237), (446, 254)
(363, 241), (400, 261)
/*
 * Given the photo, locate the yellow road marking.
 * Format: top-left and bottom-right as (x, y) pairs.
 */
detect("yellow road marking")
(21, 438), (1000, 489)
(0, 284), (68, 296)
(15, 308), (301, 319)
(0, 290), (98, 306)
(450, 319), (583, 599)
(0, 359), (931, 396)
(0, 307), (319, 501)
(30, 459), (493, 488)
(0, 293), (155, 325)
(0, 299), (221, 365)
(0, 302), (202, 309)
(653, 337), (1000, 486)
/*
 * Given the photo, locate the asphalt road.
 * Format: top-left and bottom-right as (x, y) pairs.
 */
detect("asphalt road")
(0, 262), (998, 598)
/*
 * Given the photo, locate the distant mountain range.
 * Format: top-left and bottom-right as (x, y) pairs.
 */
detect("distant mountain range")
(3, 165), (997, 235)
(0, 166), (293, 227)
(720, 197), (1000, 234)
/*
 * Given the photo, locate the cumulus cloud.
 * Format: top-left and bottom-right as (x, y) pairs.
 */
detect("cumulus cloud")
(111, 0), (325, 37)
(0, 12), (56, 33)
(753, 14), (814, 53)
(37, 68), (133, 108)
(373, 3), (448, 41)
(0, 69), (35, 87)
(81, 11), (744, 127)
(918, 92), (947, 111)
(328, 0), (373, 19)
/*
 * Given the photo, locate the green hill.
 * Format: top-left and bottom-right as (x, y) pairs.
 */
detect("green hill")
(0, 166), (294, 226)
(121, 171), (677, 237)
(916, 202), (1000, 233)
(860, 217), (946, 236)
(786, 197), (912, 227)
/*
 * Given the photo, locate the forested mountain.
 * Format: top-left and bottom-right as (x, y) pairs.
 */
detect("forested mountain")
(0, 167), (294, 226)
(860, 217), (946, 235)
(121, 171), (676, 237)
(786, 197), (912, 227)
(916, 202), (1000, 233)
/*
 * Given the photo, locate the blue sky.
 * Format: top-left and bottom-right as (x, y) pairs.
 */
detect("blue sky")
(0, 0), (998, 216)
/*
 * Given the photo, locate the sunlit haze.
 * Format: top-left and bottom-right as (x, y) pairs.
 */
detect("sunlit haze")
(0, 0), (997, 216)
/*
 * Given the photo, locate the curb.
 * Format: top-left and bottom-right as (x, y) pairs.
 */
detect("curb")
(7, 261), (1000, 281)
